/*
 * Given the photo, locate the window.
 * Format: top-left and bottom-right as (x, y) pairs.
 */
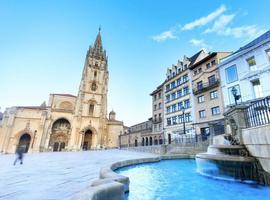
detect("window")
(172, 72), (176, 77)
(228, 85), (241, 105)
(194, 70), (197, 75)
(211, 60), (216, 66)
(178, 102), (183, 110)
(198, 68), (202, 73)
(166, 106), (171, 113)
(184, 99), (190, 108)
(183, 74), (188, 82)
(166, 95), (170, 102)
(177, 78), (181, 85)
(266, 48), (270, 61)
(166, 84), (170, 92)
(198, 95), (205, 103)
(197, 81), (203, 90)
(185, 113), (192, 122)
(177, 89), (182, 97)
(158, 92), (161, 99)
(172, 104), (177, 112)
(158, 103), (162, 109)
(167, 118), (171, 126)
(225, 65), (238, 83)
(246, 56), (256, 70)
(154, 105), (157, 110)
(158, 113), (162, 120)
(252, 79), (263, 98)
(183, 86), (189, 95)
(89, 104), (94, 116)
(178, 114), (184, 123)
(154, 114), (157, 121)
(94, 71), (97, 77)
(206, 63), (211, 68)
(199, 110), (206, 118)
(210, 90), (218, 99)
(172, 116), (177, 125)
(154, 95), (157, 101)
(208, 75), (216, 85)
(171, 81), (175, 88)
(211, 106), (221, 115)
(171, 92), (176, 100)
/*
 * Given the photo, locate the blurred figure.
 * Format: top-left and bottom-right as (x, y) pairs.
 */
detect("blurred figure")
(13, 147), (24, 165)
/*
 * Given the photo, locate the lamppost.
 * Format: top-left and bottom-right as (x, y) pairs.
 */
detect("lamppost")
(231, 86), (241, 105)
(181, 105), (186, 135)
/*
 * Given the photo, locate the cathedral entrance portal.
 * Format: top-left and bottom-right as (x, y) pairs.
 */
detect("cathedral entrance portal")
(49, 118), (71, 152)
(82, 130), (92, 150)
(17, 133), (31, 153)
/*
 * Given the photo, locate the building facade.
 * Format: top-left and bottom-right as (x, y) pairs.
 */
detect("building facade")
(150, 84), (164, 143)
(163, 50), (207, 143)
(190, 52), (231, 137)
(219, 30), (270, 108)
(0, 31), (124, 154)
(119, 119), (153, 147)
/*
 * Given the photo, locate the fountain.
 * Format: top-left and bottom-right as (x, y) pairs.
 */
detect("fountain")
(196, 103), (270, 185)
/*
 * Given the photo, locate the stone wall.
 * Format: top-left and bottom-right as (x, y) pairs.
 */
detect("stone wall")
(242, 124), (270, 173)
(123, 141), (209, 155)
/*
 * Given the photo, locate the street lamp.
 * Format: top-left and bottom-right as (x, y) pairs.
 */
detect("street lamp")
(181, 105), (186, 135)
(231, 86), (241, 105)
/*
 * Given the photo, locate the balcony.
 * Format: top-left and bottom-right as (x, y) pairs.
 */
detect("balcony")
(193, 79), (219, 95)
(152, 117), (162, 124)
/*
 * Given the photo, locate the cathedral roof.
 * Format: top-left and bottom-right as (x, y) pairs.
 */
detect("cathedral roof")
(51, 93), (76, 98)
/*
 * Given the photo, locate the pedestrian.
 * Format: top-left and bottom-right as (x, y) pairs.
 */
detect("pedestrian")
(13, 147), (24, 165)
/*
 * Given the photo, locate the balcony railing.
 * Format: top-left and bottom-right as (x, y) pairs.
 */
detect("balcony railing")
(193, 79), (219, 95)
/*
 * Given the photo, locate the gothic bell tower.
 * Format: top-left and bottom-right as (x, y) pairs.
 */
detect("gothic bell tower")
(74, 28), (109, 147)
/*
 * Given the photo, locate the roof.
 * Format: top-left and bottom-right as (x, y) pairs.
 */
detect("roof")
(234, 30), (270, 54)
(51, 93), (76, 98)
(188, 50), (205, 66)
(219, 30), (270, 66)
(150, 82), (165, 96)
(17, 106), (48, 110)
(189, 52), (217, 69)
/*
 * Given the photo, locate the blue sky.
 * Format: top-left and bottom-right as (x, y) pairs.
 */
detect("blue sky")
(1, 0), (270, 126)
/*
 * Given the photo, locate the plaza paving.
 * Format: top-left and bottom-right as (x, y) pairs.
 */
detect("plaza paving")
(0, 150), (155, 200)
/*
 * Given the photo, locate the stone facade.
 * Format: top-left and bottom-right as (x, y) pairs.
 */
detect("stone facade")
(0, 31), (124, 154)
(190, 52), (231, 136)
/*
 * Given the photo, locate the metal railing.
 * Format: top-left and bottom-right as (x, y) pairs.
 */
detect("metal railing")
(244, 96), (270, 128)
(193, 79), (219, 94)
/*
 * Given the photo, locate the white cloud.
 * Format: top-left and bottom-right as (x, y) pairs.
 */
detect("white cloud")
(204, 14), (235, 33)
(152, 30), (177, 42)
(182, 5), (226, 31)
(189, 39), (211, 51)
(221, 25), (266, 39)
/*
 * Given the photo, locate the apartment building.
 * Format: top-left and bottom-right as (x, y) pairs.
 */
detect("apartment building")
(150, 84), (164, 143)
(190, 52), (231, 137)
(163, 50), (207, 143)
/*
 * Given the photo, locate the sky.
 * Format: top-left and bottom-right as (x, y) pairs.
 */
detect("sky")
(0, 0), (270, 126)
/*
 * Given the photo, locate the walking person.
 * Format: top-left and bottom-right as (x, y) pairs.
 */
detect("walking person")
(13, 147), (24, 165)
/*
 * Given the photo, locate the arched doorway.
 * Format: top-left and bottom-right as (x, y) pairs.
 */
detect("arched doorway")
(135, 139), (138, 147)
(17, 133), (31, 153)
(49, 118), (71, 152)
(142, 138), (145, 146)
(159, 136), (163, 145)
(150, 137), (153, 146)
(146, 137), (149, 146)
(154, 137), (158, 145)
(82, 130), (92, 150)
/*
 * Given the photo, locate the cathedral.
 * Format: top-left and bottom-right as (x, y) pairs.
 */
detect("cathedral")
(0, 30), (124, 153)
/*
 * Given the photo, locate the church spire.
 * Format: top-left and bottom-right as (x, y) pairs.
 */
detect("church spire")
(89, 27), (106, 61)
